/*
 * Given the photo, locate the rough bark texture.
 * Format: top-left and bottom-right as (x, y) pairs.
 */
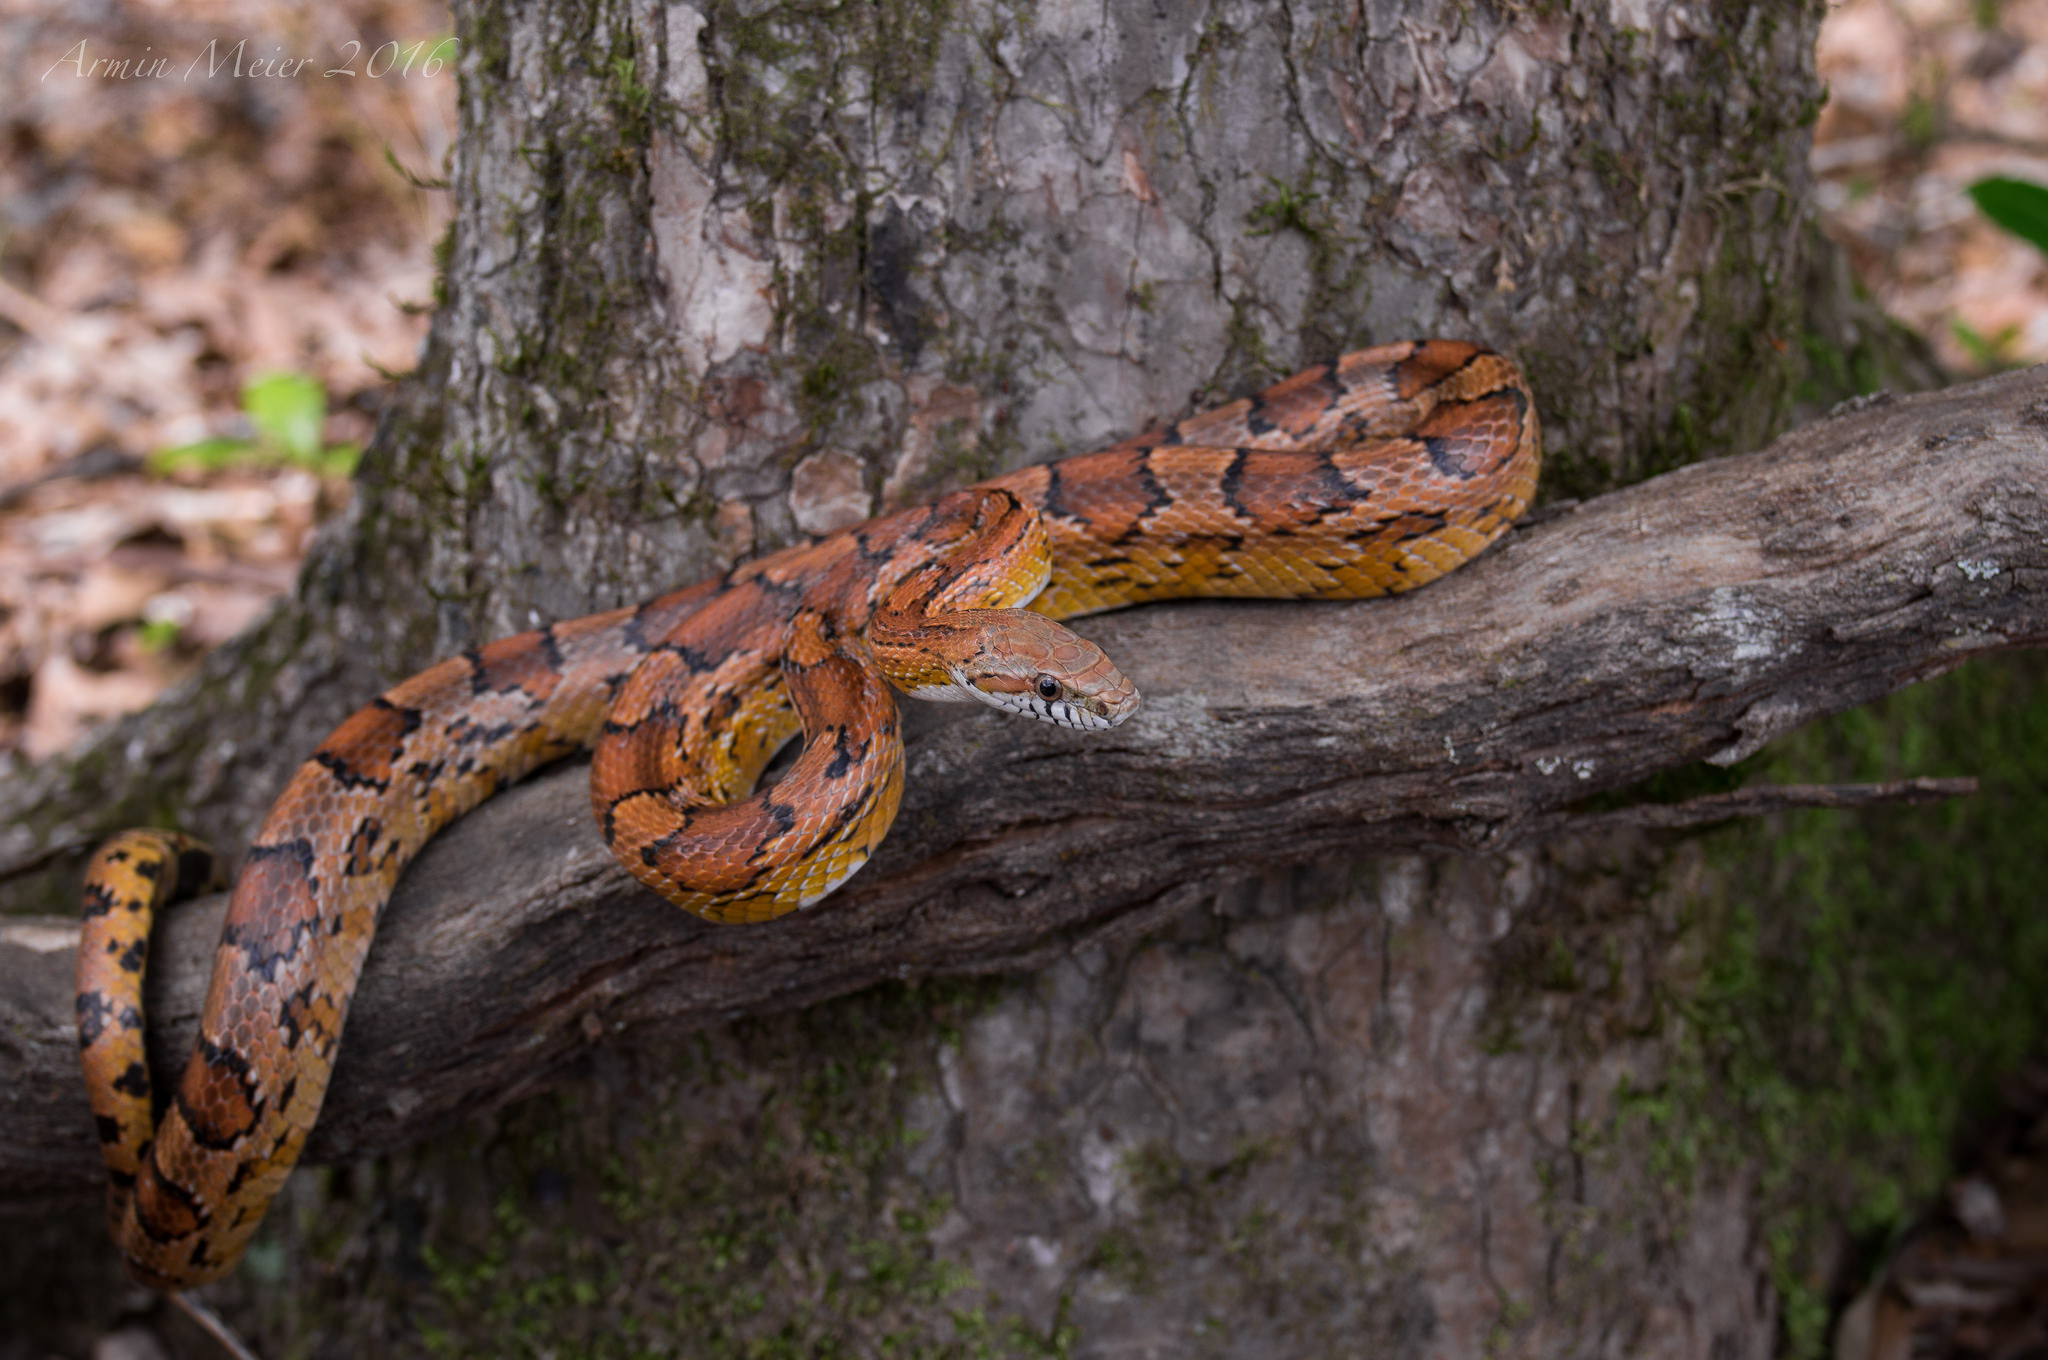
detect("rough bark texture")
(7, 1), (2012, 1357)
(6, 369), (2044, 1354)
(7, 364), (2044, 1195)
(0, 0), (1841, 912)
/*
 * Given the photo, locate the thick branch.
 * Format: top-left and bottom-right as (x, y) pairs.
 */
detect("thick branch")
(4, 368), (2045, 1209)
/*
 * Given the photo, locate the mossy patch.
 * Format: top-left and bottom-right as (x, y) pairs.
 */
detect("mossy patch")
(359, 975), (1077, 1359)
(1611, 652), (2048, 1357)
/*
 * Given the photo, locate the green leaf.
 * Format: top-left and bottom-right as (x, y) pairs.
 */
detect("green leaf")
(241, 371), (328, 464)
(313, 441), (362, 479)
(136, 618), (183, 653)
(1967, 176), (2048, 256)
(150, 371), (359, 480)
(148, 434), (256, 473)
(1950, 318), (2022, 371)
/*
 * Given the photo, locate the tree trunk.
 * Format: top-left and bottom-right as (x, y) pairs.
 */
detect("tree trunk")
(6, 1), (2022, 1357)
(0, 0), (1863, 909)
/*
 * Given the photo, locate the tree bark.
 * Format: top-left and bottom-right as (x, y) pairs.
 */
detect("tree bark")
(7, 366), (2042, 1209)
(6, 1), (2007, 1356)
(0, 0), (1852, 914)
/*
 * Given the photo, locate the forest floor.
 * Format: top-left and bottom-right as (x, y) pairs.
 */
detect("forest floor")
(0, 0), (452, 761)
(1, 1), (2045, 1357)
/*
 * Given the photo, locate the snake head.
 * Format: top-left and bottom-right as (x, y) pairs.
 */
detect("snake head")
(952, 611), (1140, 731)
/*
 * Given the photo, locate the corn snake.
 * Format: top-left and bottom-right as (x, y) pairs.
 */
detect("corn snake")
(77, 339), (1539, 1289)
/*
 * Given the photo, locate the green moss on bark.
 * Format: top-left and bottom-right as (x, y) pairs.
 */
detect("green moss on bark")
(1580, 654), (2048, 1358)
(228, 977), (1064, 1358)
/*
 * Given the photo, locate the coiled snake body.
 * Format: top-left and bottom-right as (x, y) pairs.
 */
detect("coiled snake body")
(78, 340), (1538, 1289)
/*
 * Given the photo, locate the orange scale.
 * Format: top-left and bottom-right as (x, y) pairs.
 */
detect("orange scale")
(1406, 535), (1473, 577)
(1435, 523), (1496, 561)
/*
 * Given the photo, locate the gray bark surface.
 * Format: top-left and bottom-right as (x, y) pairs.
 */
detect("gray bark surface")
(7, 367), (2042, 1207)
(0, 0), (1835, 913)
(4, 1), (1994, 1356)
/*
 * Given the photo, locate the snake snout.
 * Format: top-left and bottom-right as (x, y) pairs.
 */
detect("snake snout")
(1040, 646), (1138, 731)
(1093, 674), (1141, 729)
(955, 614), (1142, 732)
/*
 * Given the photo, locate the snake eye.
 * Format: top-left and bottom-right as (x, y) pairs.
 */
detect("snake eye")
(1035, 674), (1061, 701)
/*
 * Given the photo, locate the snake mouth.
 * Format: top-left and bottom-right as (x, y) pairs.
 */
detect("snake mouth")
(1096, 686), (1141, 729)
(1050, 691), (1137, 731)
(952, 670), (1139, 731)
(1015, 693), (1129, 730)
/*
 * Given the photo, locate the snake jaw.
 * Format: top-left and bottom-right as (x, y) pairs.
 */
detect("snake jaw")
(943, 626), (1141, 730)
(947, 663), (1139, 730)
(881, 605), (1140, 730)
(899, 607), (1141, 732)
